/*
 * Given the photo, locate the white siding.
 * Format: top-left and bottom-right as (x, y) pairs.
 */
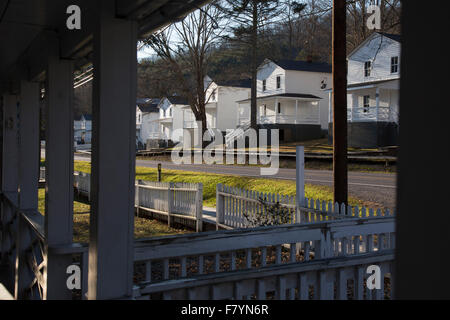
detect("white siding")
(257, 61), (286, 96)
(348, 33), (401, 84)
(256, 60), (331, 130)
(216, 86), (250, 131)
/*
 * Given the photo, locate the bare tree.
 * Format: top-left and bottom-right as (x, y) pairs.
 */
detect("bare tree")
(217, 0), (282, 130)
(143, 4), (224, 139)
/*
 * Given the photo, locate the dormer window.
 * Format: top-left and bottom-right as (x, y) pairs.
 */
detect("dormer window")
(276, 76), (281, 89)
(364, 61), (371, 77)
(391, 56), (399, 74)
(262, 79), (267, 92)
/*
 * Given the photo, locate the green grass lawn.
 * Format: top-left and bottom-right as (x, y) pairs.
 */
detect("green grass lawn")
(74, 161), (364, 208)
(37, 189), (190, 243)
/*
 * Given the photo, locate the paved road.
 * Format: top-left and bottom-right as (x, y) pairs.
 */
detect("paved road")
(74, 153), (396, 209)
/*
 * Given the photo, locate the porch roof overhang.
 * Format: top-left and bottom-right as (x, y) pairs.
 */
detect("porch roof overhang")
(0, 0), (210, 89)
(323, 78), (400, 93)
(236, 93), (322, 104)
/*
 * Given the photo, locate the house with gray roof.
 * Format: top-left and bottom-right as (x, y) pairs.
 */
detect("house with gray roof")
(236, 58), (332, 142)
(328, 32), (400, 148)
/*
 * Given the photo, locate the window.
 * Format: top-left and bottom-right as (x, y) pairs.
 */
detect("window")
(263, 79), (267, 92)
(391, 56), (399, 73)
(263, 105), (267, 116)
(163, 109), (166, 117)
(169, 108), (172, 117)
(276, 76), (281, 89)
(363, 95), (370, 113)
(211, 89), (216, 101)
(277, 102), (281, 113)
(364, 61), (371, 77)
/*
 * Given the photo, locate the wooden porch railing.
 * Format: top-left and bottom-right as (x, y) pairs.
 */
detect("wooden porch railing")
(0, 191), (88, 300)
(132, 216), (395, 300)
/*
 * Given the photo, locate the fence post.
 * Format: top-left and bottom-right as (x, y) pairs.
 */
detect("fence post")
(196, 183), (203, 232)
(216, 183), (224, 230)
(296, 146), (305, 254)
(136, 180), (142, 217)
(167, 182), (173, 227)
(296, 146), (305, 223)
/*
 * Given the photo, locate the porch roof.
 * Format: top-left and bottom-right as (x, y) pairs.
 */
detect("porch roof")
(324, 78), (400, 93)
(236, 93), (322, 104)
(0, 0), (210, 86)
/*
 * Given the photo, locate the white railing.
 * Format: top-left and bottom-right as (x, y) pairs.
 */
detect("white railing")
(239, 114), (320, 125)
(216, 184), (395, 229)
(0, 191), (89, 300)
(348, 107), (398, 123)
(133, 216), (395, 300)
(147, 132), (168, 140)
(136, 180), (203, 232)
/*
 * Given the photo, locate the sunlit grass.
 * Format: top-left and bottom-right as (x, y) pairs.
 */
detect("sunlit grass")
(37, 188), (190, 243)
(74, 161), (364, 208)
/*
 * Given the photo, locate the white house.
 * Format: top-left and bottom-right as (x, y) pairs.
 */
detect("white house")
(328, 32), (400, 148)
(136, 98), (160, 149)
(74, 114), (92, 144)
(181, 76), (251, 137)
(153, 96), (189, 144)
(236, 59), (332, 142)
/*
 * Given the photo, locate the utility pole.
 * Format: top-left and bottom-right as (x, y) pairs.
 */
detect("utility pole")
(332, 0), (348, 204)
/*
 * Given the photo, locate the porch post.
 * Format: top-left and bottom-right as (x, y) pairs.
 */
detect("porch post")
(15, 81), (40, 299)
(295, 99), (298, 124)
(18, 81), (40, 210)
(44, 55), (74, 300)
(88, 4), (137, 300)
(275, 98), (279, 123)
(1, 94), (19, 262)
(375, 87), (380, 121)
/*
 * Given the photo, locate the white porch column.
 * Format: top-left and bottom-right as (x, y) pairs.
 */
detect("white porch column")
(295, 99), (298, 124)
(44, 56), (74, 300)
(375, 87), (380, 121)
(1, 95), (19, 199)
(1, 94), (19, 262)
(18, 81), (40, 210)
(275, 98), (279, 123)
(15, 81), (40, 299)
(88, 5), (137, 300)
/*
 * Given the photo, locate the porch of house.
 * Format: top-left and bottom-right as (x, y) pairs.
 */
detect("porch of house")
(327, 80), (400, 148)
(237, 95), (323, 142)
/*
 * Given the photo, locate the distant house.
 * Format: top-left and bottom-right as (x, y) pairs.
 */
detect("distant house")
(74, 114), (92, 144)
(236, 59), (332, 143)
(136, 98), (160, 149)
(154, 96), (189, 145)
(328, 32), (400, 148)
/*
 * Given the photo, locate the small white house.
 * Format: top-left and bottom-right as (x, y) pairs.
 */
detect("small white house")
(136, 98), (160, 149)
(74, 114), (92, 144)
(154, 96), (189, 144)
(236, 59), (332, 142)
(328, 32), (400, 148)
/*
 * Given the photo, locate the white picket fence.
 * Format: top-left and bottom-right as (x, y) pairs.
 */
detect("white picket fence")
(216, 184), (395, 229)
(72, 171), (204, 231)
(136, 180), (203, 232)
(133, 215), (395, 300)
(74, 171), (91, 200)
